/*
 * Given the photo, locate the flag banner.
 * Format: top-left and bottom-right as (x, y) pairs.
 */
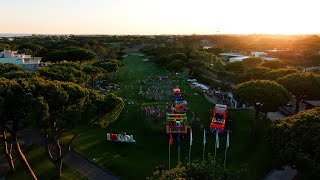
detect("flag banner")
(170, 134), (173, 145)
(190, 128), (193, 146)
(177, 134), (180, 145)
(216, 132), (219, 148)
(203, 129), (206, 145)
(226, 131), (229, 148)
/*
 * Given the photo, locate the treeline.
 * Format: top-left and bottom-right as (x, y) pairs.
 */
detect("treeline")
(140, 45), (232, 90)
(0, 51), (125, 178)
(0, 35), (125, 61)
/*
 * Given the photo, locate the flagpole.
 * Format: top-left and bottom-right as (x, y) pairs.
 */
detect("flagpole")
(169, 129), (171, 170)
(188, 128), (192, 164)
(224, 130), (230, 170)
(178, 131), (180, 164)
(213, 131), (218, 177)
(202, 128), (206, 161)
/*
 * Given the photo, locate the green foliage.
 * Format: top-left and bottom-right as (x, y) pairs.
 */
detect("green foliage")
(261, 60), (286, 69)
(277, 72), (320, 101)
(185, 60), (205, 72)
(233, 80), (291, 108)
(264, 68), (299, 80)
(36, 62), (89, 84)
(149, 159), (247, 180)
(92, 59), (124, 74)
(311, 68), (320, 74)
(18, 43), (43, 57)
(190, 49), (224, 70)
(166, 60), (185, 72)
(155, 55), (170, 66)
(0, 63), (25, 75)
(233, 80), (291, 121)
(277, 72), (320, 113)
(0, 43), (11, 50)
(267, 108), (320, 179)
(242, 57), (263, 69)
(2, 71), (33, 79)
(240, 67), (271, 82)
(42, 47), (96, 63)
(168, 53), (188, 62)
(226, 61), (245, 73)
(41, 50), (67, 62)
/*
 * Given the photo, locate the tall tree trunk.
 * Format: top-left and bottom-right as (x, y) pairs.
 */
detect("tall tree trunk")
(67, 133), (79, 151)
(295, 98), (300, 114)
(2, 130), (15, 173)
(54, 139), (62, 178)
(254, 109), (259, 128)
(91, 77), (94, 89)
(264, 112), (268, 120)
(45, 133), (56, 163)
(253, 104), (261, 135)
(13, 136), (38, 180)
(50, 115), (62, 178)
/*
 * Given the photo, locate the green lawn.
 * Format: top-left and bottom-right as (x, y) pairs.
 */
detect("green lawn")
(104, 42), (123, 49)
(61, 53), (272, 179)
(7, 146), (86, 180)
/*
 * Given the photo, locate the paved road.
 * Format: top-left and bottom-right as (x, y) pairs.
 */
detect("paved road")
(267, 111), (287, 121)
(1, 129), (119, 180)
(264, 166), (298, 180)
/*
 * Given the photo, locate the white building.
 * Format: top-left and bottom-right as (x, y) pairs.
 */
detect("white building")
(1, 50), (31, 59)
(229, 56), (251, 62)
(0, 50), (44, 71)
(250, 51), (267, 57)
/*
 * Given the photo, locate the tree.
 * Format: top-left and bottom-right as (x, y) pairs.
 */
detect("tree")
(82, 66), (105, 88)
(310, 54), (320, 68)
(277, 72), (320, 114)
(166, 60), (185, 72)
(240, 67), (271, 82)
(155, 55), (170, 66)
(267, 108), (320, 179)
(0, 43), (11, 51)
(185, 60), (205, 77)
(264, 68), (299, 80)
(168, 53), (188, 62)
(2, 71), (33, 79)
(233, 80), (291, 128)
(65, 47), (96, 64)
(28, 78), (90, 177)
(0, 78), (38, 179)
(93, 59), (122, 74)
(41, 50), (67, 63)
(149, 158), (247, 180)
(41, 48), (96, 64)
(18, 43), (43, 59)
(225, 61), (245, 73)
(36, 62), (89, 84)
(261, 60), (286, 69)
(0, 63), (25, 75)
(242, 57), (263, 69)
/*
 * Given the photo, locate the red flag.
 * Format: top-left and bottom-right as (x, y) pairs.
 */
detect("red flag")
(169, 134), (173, 145)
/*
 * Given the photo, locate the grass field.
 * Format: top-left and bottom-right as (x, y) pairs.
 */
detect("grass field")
(61, 53), (272, 179)
(7, 146), (86, 180)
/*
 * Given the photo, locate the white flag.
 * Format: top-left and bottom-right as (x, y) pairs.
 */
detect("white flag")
(226, 131), (229, 148)
(190, 128), (193, 145)
(203, 129), (206, 146)
(215, 132), (219, 148)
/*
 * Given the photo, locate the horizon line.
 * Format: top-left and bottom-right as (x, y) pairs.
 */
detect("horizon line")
(1, 33), (319, 37)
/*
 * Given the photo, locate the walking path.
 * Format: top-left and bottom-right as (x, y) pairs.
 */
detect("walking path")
(1, 129), (119, 180)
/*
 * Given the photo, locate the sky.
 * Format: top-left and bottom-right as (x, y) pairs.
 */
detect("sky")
(2, 0), (319, 35)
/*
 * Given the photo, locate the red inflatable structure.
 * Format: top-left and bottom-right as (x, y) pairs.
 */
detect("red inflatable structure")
(210, 104), (227, 134)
